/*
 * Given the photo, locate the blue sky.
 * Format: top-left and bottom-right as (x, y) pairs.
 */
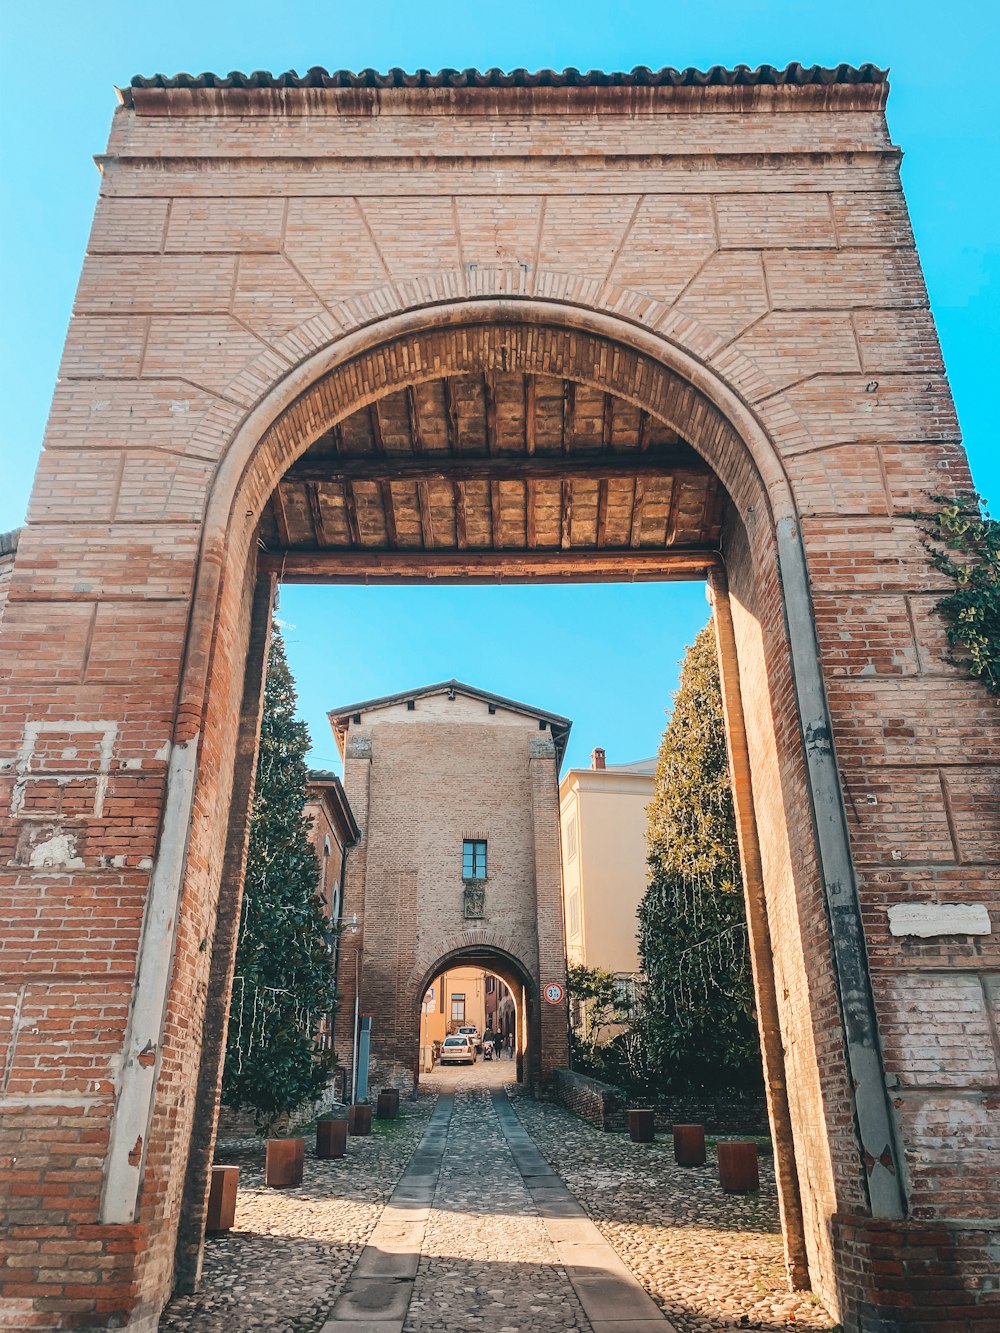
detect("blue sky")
(2, 2), (997, 770)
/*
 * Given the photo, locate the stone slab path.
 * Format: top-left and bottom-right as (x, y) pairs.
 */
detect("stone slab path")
(321, 1084), (674, 1333)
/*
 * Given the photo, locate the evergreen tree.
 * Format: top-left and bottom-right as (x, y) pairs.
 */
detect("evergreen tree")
(637, 620), (761, 1092)
(222, 626), (338, 1134)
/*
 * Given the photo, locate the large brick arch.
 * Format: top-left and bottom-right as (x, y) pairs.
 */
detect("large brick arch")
(2, 71), (996, 1333)
(152, 301), (890, 1304)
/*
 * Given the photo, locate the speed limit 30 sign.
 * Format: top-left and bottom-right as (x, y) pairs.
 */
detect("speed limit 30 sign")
(543, 982), (565, 1004)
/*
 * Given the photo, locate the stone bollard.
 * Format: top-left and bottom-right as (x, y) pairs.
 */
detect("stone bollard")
(348, 1102), (372, 1136)
(316, 1118), (348, 1159)
(376, 1088), (400, 1120)
(628, 1108), (655, 1143)
(265, 1138), (304, 1188)
(673, 1123), (706, 1166)
(206, 1165), (239, 1231)
(718, 1140), (759, 1192)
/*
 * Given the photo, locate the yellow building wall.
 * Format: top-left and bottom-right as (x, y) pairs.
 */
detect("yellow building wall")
(560, 768), (655, 977)
(420, 966), (488, 1048)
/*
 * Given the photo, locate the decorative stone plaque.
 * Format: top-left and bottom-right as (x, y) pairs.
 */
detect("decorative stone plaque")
(463, 881), (485, 919)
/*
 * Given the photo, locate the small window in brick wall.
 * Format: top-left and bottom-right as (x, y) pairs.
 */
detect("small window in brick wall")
(462, 839), (487, 881)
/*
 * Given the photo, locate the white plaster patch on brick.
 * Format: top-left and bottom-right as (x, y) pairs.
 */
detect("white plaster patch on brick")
(888, 903), (992, 938)
(11, 719), (118, 819)
(26, 830), (85, 870)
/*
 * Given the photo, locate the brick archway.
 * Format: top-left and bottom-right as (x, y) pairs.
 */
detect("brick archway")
(414, 940), (537, 1086)
(1, 68), (995, 1333)
(146, 304), (895, 1304)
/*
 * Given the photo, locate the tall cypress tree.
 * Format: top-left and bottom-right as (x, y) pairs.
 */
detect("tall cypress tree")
(637, 620), (761, 1092)
(222, 627), (338, 1133)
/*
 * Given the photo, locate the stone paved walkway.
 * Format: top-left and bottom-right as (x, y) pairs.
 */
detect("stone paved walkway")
(160, 1062), (836, 1332)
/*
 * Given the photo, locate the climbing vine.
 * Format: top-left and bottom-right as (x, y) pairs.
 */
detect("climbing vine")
(915, 492), (1000, 698)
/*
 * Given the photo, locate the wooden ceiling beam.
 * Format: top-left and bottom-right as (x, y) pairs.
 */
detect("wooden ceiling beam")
(602, 395), (614, 452)
(285, 447), (709, 485)
(444, 377), (460, 453)
(489, 480), (500, 547)
(453, 480), (468, 549)
(260, 547), (720, 584)
(638, 410), (651, 451)
(663, 476), (680, 546)
(596, 479), (609, 548)
(305, 482), (327, 547)
(417, 480), (434, 549)
(560, 480), (573, 550)
(561, 380), (575, 453)
(483, 373), (497, 456)
(406, 387), (423, 455)
(368, 402), (386, 455)
(342, 481), (362, 546)
(629, 477), (647, 548)
(380, 481), (398, 548)
(525, 480), (536, 549)
(271, 487), (292, 547)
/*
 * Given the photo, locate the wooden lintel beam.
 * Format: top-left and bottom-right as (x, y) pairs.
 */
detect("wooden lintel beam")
(271, 487), (292, 547)
(380, 480), (398, 548)
(342, 480), (362, 546)
(524, 375), (536, 456)
(596, 479), (609, 549)
(305, 482), (327, 547)
(286, 447), (708, 486)
(259, 546), (720, 584)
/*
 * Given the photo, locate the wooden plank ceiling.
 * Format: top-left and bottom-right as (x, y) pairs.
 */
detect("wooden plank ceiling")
(259, 372), (725, 563)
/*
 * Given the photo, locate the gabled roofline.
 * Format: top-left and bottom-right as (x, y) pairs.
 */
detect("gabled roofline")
(328, 679), (571, 766)
(305, 769), (360, 845)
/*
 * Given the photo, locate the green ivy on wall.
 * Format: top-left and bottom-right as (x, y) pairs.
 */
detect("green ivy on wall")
(915, 493), (1000, 698)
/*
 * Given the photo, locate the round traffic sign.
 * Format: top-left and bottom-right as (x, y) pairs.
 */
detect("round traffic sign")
(543, 982), (565, 1004)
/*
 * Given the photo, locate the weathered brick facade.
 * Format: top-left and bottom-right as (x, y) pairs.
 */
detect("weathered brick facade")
(330, 681), (570, 1095)
(0, 64), (996, 1331)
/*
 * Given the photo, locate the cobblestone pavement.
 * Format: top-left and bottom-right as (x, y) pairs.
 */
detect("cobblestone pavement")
(508, 1082), (836, 1333)
(160, 1061), (837, 1332)
(160, 1094), (435, 1332)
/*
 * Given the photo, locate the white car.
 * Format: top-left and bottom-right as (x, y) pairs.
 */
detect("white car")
(455, 1025), (482, 1051)
(438, 1035), (477, 1065)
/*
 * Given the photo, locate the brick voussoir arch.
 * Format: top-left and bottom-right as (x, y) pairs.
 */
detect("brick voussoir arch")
(189, 268), (806, 531)
(409, 930), (536, 999)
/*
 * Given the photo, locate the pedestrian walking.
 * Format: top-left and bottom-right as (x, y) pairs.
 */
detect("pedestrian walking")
(492, 1030), (502, 1060)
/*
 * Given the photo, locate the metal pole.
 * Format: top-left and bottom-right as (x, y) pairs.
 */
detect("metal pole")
(351, 950), (360, 1105)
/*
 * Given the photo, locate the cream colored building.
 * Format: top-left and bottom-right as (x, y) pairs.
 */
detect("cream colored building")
(560, 748), (656, 1027)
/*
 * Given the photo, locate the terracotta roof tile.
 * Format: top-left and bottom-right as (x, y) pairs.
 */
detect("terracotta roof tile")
(123, 62), (886, 103)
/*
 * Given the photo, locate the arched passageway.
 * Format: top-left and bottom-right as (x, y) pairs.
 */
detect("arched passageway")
(416, 946), (536, 1088)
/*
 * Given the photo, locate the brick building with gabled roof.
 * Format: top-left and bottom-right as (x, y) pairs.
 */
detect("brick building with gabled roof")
(328, 679), (571, 1092)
